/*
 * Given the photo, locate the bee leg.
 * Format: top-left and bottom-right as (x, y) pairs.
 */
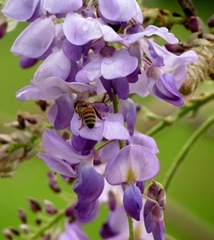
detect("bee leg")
(94, 107), (103, 120)
(78, 113), (84, 130)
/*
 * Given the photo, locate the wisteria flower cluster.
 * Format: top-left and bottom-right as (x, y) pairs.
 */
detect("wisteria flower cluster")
(1, 0), (198, 239)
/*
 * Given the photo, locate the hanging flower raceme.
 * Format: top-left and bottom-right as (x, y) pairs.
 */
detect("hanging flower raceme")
(1, 0), (199, 239)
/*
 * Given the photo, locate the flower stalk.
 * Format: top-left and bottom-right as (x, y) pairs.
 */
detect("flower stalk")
(162, 112), (214, 191)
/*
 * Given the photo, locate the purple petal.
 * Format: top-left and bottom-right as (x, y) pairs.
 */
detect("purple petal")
(48, 94), (74, 130)
(100, 205), (128, 239)
(19, 56), (38, 69)
(123, 184), (142, 221)
(101, 49), (138, 79)
(75, 58), (102, 83)
(63, 13), (102, 45)
(119, 99), (137, 135)
(16, 85), (40, 101)
(73, 163), (104, 203)
(105, 144), (160, 185)
(129, 132), (159, 154)
(70, 113), (104, 141)
(44, 0), (82, 14)
(71, 135), (97, 155)
(112, 77), (129, 100)
(129, 72), (150, 97)
(98, 141), (120, 163)
(98, 0), (142, 23)
(74, 200), (98, 223)
(34, 49), (71, 82)
(2, 0), (40, 21)
(103, 113), (130, 140)
(38, 153), (77, 178)
(62, 39), (83, 61)
(152, 73), (184, 106)
(11, 17), (55, 58)
(60, 222), (89, 240)
(42, 129), (88, 164)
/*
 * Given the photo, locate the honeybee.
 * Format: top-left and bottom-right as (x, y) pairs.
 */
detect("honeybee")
(74, 100), (103, 129)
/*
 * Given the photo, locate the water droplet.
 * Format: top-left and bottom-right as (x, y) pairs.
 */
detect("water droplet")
(82, 24), (89, 31)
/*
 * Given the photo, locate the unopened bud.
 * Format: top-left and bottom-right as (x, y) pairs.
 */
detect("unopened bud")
(36, 100), (48, 111)
(0, 134), (12, 144)
(0, 22), (7, 38)
(43, 234), (52, 240)
(47, 172), (61, 193)
(65, 205), (75, 218)
(208, 15), (214, 28)
(3, 229), (13, 240)
(44, 200), (58, 215)
(18, 209), (27, 224)
(17, 114), (26, 129)
(20, 224), (29, 235)
(165, 43), (185, 54)
(151, 204), (164, 222)
(29, 198), (42, 213)
(9, 228), (19, 236)
(35, 218), (42, 225)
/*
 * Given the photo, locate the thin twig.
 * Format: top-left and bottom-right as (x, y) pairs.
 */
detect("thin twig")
(162, 112), (214, 191)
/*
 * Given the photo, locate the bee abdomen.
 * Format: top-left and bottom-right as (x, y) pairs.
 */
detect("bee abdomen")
(83, 109), (96, 128)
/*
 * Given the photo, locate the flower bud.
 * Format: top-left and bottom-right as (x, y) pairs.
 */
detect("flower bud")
(28, 198), (42, 213)
(18, 209), (27, 224)
(208, 15), (214, 27)
(3, 229), (13, 240)
(44, 200), (58, 215)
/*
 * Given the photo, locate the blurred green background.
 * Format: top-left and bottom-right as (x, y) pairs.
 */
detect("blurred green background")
(0, 0), (214, 239)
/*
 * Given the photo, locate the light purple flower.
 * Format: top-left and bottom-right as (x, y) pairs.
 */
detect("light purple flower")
(105, 144), (159, 185)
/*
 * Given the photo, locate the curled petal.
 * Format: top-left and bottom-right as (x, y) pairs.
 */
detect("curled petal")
(123, 184), (142, 221)
(152, 73), (184, 106)
(11, 17), (55, 58)
(47, 94), (74, 130)
(42, 129), (89, 164)
(38, 153), (77, 178)
(73, 163), (104, 203)
(71, 135), (97, 156)
(119, 99), (137, 135)
(74, 200), (98, 223)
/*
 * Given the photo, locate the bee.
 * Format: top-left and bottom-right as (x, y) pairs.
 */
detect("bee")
(74, 100), (103, 129)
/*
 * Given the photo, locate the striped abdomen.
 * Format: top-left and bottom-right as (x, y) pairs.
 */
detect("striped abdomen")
(81, 107), (96, 129)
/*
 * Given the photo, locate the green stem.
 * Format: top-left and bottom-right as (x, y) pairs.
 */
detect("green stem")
(29, 209), (64, 239)
(162, 113), (214, 192)
(127, 215), (134, 240)
(147, 91), (214, 137)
